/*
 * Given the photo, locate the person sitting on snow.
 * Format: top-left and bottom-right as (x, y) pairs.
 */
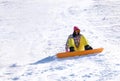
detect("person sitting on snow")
(65, 26), (93, 52)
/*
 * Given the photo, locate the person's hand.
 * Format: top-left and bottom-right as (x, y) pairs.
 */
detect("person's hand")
(85, 45), (93, 50)
(66, 49), (69, 52)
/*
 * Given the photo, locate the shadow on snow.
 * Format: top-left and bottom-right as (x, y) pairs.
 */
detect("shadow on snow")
(30, 53), (100, 65)
(30, 56), (56, 65)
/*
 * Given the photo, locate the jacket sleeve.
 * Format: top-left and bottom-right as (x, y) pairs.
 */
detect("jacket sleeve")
(65, 35), (73, 52)
(82, 35), (93, 50)
(82, 35), (89, 46)
(65, 36), (70, 52)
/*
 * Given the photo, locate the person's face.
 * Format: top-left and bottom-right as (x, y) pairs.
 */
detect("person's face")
(75, 30), (80, 35)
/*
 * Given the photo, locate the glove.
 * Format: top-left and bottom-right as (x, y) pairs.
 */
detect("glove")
(69, 47), (75, 52)
(85, 45), (93, 50)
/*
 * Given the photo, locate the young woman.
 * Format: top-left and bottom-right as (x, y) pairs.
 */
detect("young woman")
(65, 26), (93, 52)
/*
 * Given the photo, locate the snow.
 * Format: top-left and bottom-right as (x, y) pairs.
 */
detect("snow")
(0, 0), (120, 81)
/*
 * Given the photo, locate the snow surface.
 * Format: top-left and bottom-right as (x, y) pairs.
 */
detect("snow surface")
(0, 0), (120, 81)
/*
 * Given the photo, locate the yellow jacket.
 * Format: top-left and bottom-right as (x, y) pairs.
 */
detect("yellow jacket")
(65, 34), (88, 51)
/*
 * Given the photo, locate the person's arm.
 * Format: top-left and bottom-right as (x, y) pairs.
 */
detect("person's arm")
(65, 36), (69, 52)
(82, 35), (93, 50)
(65, 35), (72, 52)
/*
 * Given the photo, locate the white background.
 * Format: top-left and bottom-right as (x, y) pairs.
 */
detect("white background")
(0, 0), (120, 81)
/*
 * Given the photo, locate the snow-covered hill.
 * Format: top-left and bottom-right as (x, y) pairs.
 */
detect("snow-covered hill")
(0, 0), (120, 81)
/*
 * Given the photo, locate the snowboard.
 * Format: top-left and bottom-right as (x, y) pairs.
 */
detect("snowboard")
(56, 48), (104, 58)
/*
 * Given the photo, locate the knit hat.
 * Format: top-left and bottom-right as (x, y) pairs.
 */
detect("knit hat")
(74, 26), (80, 32)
